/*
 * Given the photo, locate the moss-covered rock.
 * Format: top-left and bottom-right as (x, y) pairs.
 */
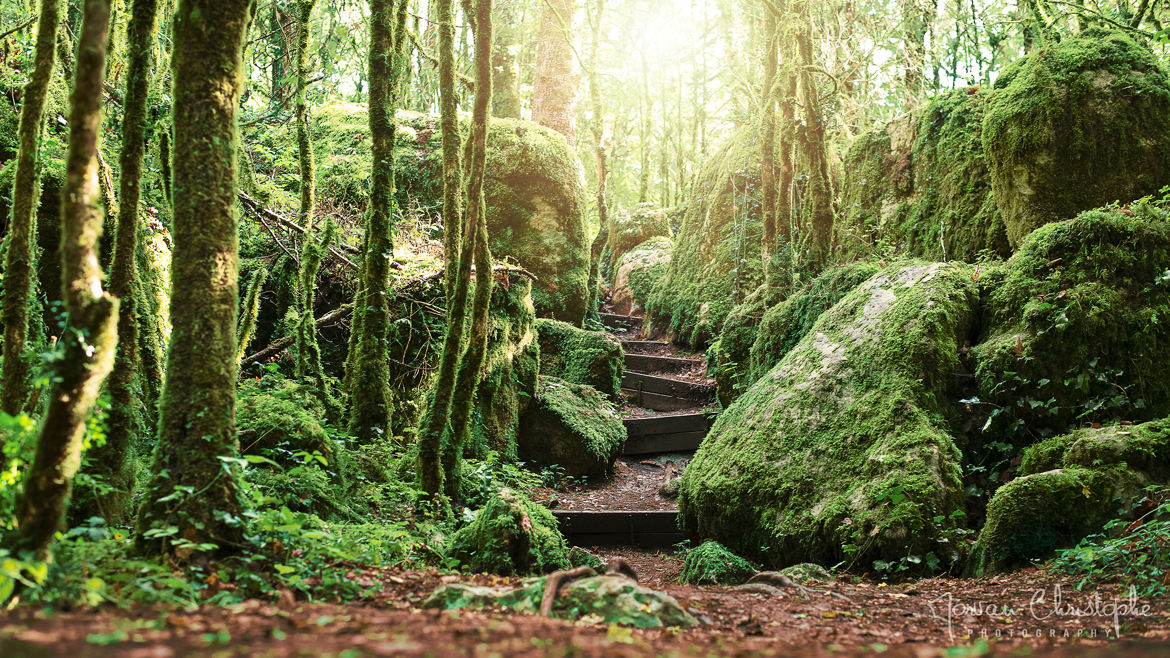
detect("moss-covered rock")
(647, 128), (764, 347)
(749, 262), (882, 383)
(236, 384), (334, 461)
(517, 376), (626, 479)
(710, 284), (777, 407)
(837, 89), (1010, 262)
(968, 418), (1170, 575)
(679, 541), (757, 585)
(448, 488), (571, 575)
(982, 29), (1170, 247)
(423, 573), (698, 628)
(258, 104), (589, 324)
(780, 563), (833, 583)
(610, 236), (671, 316)
(680, 263), (977, 570)
(534, 318), (622, 399)
(608, 202), (671, 268)
(972, 201), (1170, 444)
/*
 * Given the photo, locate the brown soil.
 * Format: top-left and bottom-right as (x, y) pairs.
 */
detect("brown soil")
(2, 565), (1166, 657)
(553, 455), (690, 511)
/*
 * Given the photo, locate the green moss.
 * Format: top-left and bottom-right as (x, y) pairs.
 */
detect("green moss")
(679, 541), (757, 585)
(236, 383), (335, 463)
(972, 200), (1170, 444)
(611, 236), (671, 315)
(749, 262), (882, 383)
(608, 202), (671, 268)
(710, 284), (777, 407)
(982, 28), (1170, 246)
(647, 127), (764, 347)
(838, 89), (1009, 262)
(517, 376), (626, 478)
(966, 466), (1143, 576)
(534, 318), (622, 399)
(680, 263), (976, 571)
(256, 104), (589, 324)
(447, 488), (571, 575)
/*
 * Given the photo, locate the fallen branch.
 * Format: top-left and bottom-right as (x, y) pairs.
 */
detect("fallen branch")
(242, 303), (353, 366)
(237, 191), (360, 268)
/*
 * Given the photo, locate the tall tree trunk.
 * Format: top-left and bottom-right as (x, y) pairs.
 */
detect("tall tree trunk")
(531, 0), (578, 145)
(794, 0), (832, 262)
(760, 7), (778, 286)
(637, 48), (649, 203)
(345, 0), (408, 443)
(136, 0), (254, 559)
(441, 0), (494, 501)
(15, 0), (117, 563)
(416, 0), (470, 496)
(585, 0), (607, 322)
(86, 0), (160, 525)
(294, 0), (316, 230)
(491, 0), (521, 117)
(1, 0), (61, 417)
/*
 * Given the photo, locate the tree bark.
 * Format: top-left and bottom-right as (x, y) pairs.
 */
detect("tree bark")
(531, 0), (579, 145)
(16, 0), (118, 563)
(491, 0), (521, 117)
(1, 0), (61, 416)
(136, 0), (255, 559)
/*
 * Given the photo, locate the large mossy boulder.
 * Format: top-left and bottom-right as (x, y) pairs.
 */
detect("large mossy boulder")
(679, 541), (757, 585)
(983, 29), (1170, 247)
(448, 488), (571, 575)
(839, 89), (1010, 262)
(534, 318), (622, 399)
(610, 236), (671, 316)
(518, 376), (626, 478)
(967, 419), (1170, 575)
(262, 104), (589, 324)
(973, 201), (1170, 442)
(680, 263), (976, 569)
(608, 202), (671, 268)
(647, 128), (764, 347)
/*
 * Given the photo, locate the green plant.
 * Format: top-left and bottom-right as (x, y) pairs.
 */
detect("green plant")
(1052, 485), (1170, 597)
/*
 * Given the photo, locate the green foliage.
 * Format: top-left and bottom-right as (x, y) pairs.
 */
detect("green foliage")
(679, 541), (757, 585)
(1054, 485), (1170, 598)
(447, 488), (570, 576)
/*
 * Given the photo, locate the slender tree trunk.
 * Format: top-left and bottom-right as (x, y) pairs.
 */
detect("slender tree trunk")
(441, 0), (494, 501)
(1, 0), (60, 417)
(136, 0), (254, 559)
(637, 49), (649, 203)
(531, 0), (578, 145)
(85, 0), (160, 525)
(491, 0), (520, 117)
(760, 7), (778, 285)
(417, 0), (470, 496)
(346, 0), (408, 443)
(294, 0), (316, 230)
(794, 0), (832, 262)
(15, 0), (118, 563)
(585, 0), (608, 321)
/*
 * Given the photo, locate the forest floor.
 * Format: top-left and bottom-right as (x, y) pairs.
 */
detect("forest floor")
(1, 557), (1168, 657)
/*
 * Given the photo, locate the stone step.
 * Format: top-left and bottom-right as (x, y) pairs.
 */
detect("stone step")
(620, 340), (670, 354)
(625, 353), (703, 375)
(621, 371), (715, 401)
(600, 313), (643, 333)
(552, 510), (683, 548)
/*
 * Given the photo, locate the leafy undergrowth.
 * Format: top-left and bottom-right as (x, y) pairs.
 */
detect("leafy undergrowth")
(1053, 485), (1170, 598)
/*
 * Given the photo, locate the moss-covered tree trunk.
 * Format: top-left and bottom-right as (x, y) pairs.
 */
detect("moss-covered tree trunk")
(760, 7), (779, 285)
(416, 0), (472, 496)
(345, 0), (408, 442)
(795, 0), (832, 263)
(440, 0), (494, 502)
(136, 0), (254, 559)
(294, 0), (316, 230)
(1, 0), (61, 417)
(85, 0), (160, 524)
(531, 0), (578, 145)
(491, 0), (520, 118)
(584, 0), (608, 323)
(15, 0), (118, 563)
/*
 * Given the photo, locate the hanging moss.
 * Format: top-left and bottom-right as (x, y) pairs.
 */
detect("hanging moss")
(837, 89), (1009, 262)
(679, 541), (757, 585)
(534, 318), (622, 399)
(447, 488), (571, 575)
(982, 28), (1170, 246)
